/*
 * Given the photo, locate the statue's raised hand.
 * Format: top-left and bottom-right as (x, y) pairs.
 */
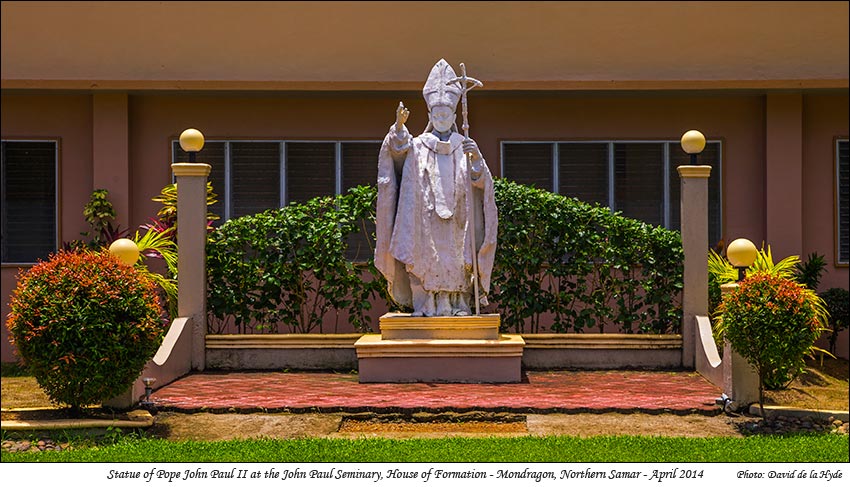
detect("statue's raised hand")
(395, 101), (410, 132)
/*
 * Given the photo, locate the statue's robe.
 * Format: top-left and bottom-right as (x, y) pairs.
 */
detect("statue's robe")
(375, 124), (498, 313)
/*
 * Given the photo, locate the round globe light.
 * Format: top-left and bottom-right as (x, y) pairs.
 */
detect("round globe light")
(726, 238), (758, 268)
(680, 130), (706, 155)
(179, 128), (205, 153)
(109, 238), (140, 266)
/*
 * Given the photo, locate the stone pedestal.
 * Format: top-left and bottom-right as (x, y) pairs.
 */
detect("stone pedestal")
(355, 313), (524, 383)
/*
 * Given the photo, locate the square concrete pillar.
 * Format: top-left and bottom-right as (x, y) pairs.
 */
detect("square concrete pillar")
(172, 163), (211, 371)
(677, 165), (711, 369)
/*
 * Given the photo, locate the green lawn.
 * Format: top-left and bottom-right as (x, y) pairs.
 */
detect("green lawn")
(3, 435), (847, 463)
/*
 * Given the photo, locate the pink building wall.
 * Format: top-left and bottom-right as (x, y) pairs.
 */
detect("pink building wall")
(2, 2), (847, 361)
(3, 92), (847, 359)
(1, 94), (94, 361)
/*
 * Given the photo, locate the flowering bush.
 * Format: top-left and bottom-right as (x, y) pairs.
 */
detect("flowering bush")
(717, 273), (827, 417)
(6, 250), (166, 412)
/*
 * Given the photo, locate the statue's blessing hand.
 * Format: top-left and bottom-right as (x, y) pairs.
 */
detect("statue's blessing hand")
(395, 101), (410, 130)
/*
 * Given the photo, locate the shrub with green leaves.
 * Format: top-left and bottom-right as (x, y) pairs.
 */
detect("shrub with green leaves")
(717, 273), (827, 418)
(6, 250), (166, 412)
(820, 287), (849, 355)
(207, 181), (683, 335)
(492, 179), (683, 333)
(206, 186), (386, 334)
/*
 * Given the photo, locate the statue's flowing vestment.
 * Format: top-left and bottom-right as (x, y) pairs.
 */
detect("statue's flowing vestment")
(375, 60), (497, 316)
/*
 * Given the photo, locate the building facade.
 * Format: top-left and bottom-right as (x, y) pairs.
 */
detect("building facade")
(2, 1), (848, 360)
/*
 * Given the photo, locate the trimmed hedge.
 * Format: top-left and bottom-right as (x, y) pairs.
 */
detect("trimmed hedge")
(206, 186), (386, 334)
(492, 179), (682, 333)
(206, 181), (683, 334)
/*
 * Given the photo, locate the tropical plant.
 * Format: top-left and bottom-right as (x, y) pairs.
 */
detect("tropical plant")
(150, 181), (219, 232)
(717, 273), (828, 419)
(820, 287), (849, 356)
(132, 226), (178, 319)
(65, 189), (128, 250)
(794, 252), (827, 291)
(708, 249), (736, 323)
(708, 245), (802, 319)
(749, 245), (800, 278)
(5, 250), (167, 413)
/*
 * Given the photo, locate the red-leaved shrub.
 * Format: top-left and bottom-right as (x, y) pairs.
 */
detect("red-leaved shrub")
(7, 250), (166, 412)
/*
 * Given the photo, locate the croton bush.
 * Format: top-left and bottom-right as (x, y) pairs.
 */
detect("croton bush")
(6, 250), (166, 412)
(717, 273), (827, 417)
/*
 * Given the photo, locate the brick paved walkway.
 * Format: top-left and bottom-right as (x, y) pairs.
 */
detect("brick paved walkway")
(152, 370), (722, 415)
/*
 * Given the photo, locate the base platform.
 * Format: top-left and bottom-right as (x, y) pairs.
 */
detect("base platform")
(354, 313), (524, 383)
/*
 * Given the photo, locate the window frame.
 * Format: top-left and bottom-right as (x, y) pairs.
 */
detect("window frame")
(500, 138), (724, 239)
(1, 138), (61, 267)
(171, 138), (381, 222)
(835, 137), (849, 267)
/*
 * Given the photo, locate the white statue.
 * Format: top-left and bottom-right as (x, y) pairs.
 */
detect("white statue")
(375, 59), (498, 317)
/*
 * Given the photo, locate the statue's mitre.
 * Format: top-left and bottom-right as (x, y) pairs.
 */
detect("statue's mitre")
(422, 59), (462, 111)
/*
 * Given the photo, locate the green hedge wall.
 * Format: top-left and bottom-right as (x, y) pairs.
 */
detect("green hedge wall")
(492, 179), (682, 334)
(206, 181), (683, 334)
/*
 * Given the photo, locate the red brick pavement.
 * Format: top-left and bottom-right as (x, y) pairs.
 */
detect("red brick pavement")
(152, 370), (722, 415)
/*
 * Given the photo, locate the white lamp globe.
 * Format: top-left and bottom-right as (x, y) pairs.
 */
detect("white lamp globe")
(680, 130), (706, 155)
(179, 128), (205, 153)
(109, 238), (140, 266)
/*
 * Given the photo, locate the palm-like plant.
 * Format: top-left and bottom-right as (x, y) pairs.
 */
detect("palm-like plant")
(132, 227), (178, 319)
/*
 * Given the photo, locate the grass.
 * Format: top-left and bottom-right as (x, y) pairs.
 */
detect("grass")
(2, 435), (847, 463)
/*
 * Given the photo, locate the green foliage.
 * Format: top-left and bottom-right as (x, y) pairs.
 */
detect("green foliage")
(206, 186), (386, 333)
(718, 273), (827, 418)
(132, 227), (178, 320)
(491, 179), (683, 333)
(151, 182), (219, 231)
(708, 245), (800, 294)
(794, 252), (827, 291)
(65, 189), (128, 250)
(0, 361), (31, 377)
(749, 246), (800, 279)
(83, 189), (117, 235)
(707, 250), (736, 338)
(207, 180), (684, 335)
(6, 251), (166, 412)
(820, 287), (849, 355)
(709, 246), (831, 388)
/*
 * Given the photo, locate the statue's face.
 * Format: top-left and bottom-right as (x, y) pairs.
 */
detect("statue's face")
(429, 106), (456, 133)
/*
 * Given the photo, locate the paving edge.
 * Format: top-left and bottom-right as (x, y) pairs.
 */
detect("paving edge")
(748, 404), (849, 421)
(1, 409), (154, 431)
(153, 405), (723, 417)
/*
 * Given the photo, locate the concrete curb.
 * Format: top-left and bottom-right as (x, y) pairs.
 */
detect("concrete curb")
(748, 404), (849, 421)
(1, 408), (154, 432)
